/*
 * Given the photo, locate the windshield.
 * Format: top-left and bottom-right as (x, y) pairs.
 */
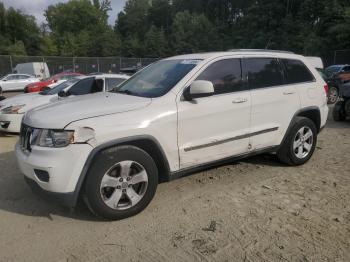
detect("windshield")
(111, 59), (201, 98)
(0, 75), (9, 80)
(40, 78), (81, 95)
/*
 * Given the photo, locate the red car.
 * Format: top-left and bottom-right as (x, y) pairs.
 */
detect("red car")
(24, 72), (84, 93)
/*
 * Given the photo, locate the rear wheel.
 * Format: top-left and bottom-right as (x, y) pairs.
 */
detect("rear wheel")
(277, 117), (317, 166)
(84, 146), (158, 220)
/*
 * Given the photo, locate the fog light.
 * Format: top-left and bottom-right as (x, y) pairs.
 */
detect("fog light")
(34, 169), (50, 182)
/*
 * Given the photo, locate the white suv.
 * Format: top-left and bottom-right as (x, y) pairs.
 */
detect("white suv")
(15, 51), (328, 220)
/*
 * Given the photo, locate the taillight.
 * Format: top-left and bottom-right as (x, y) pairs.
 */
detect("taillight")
(324, 84), (329, 96)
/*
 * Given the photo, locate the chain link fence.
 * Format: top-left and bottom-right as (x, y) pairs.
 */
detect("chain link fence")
(0, 55), (160, 77)
(1, 50), (349, 77)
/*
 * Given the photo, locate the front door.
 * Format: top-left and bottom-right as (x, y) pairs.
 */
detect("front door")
(177, 58), (251, 169)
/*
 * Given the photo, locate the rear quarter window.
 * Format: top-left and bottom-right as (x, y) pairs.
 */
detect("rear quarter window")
(282, 59), (315, 84)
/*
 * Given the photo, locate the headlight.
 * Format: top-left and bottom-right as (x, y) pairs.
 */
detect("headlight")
(33, 129), (74, 148)
(0, 104), (26, 114)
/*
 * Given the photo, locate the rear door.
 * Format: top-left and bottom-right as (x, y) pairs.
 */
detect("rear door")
(242, 57), (300, 150)
(177, 58), (251, 169)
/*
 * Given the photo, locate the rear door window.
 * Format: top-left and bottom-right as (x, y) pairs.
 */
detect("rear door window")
(18, 75), (30, 79)
(243, 58), (284, 89)
(282, 59), (315, 84)
(196, 59), (245, 94)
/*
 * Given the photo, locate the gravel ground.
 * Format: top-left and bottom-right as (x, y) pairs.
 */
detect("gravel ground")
(0, 104), (349, 262)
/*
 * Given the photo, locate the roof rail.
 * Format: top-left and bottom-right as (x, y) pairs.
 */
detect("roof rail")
(227, 49), (294, 54)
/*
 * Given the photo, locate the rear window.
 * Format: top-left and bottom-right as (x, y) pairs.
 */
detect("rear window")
(243, 58), (284, 89)
(282, 59), (315, 84)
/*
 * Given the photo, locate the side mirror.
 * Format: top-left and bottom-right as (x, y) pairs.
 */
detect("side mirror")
(183, 80), (215, 101)
(2, 79), (7, 82)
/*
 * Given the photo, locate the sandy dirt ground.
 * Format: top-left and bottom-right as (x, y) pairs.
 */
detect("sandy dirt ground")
(0, 102), (349, 261)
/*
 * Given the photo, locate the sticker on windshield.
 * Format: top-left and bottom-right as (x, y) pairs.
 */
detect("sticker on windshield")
(180, 59), (201, 65)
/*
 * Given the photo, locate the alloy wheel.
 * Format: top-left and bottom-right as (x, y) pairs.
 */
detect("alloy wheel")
(293, 126), (314, 159)
(100, 161), (148, 210)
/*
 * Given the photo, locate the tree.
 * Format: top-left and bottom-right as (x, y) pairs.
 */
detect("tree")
(7, 41), (27, 55)
(144, 25), (167, 57)
(171, 11), (220, 54)
(45, 0), (120, 57)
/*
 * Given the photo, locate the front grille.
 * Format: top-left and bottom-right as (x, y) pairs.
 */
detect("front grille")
(20, 124), (33, 152)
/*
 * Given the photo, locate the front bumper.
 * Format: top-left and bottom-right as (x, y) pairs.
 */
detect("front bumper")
(0, 113), (23, 133)
(24, 176), (76, 207)
(16, 142), (93, 207)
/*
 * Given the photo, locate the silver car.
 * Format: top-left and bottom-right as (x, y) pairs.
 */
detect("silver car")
(0, 74), (41, 92)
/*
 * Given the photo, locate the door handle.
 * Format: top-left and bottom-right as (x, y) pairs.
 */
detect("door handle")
(283, 91), (295, 95)
(232, 98), (248, 104)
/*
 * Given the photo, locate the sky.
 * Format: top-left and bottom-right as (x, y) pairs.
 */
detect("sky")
(1, 0), (127, 25)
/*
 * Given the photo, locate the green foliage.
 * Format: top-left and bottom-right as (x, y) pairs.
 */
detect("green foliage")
(7, 41), (27, 55)
(0, 3), (40, 55)
(1, 0), (350, 60)
(44, 0), (121, 56)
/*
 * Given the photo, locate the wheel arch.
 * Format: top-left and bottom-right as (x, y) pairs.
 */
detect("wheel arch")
(279, 106), (321, 151)
(296, 107), (321, 133)
(71, 135), (172, 207)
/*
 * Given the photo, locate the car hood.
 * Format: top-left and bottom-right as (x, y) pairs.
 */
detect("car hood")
(0, 93), (41, 109)
(23, 92), (152, 129)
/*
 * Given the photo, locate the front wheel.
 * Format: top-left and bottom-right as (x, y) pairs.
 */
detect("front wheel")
(277, 117), (317, 166)
(327, 86), (339, 104)
(84, 146), (158, 220)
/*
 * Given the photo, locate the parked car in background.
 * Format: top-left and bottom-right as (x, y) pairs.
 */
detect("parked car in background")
(321, 64), (350, 104)
(15, 50), (328, 220)
(0, 74), (41, 92)
(333, 81), (350, 121)
(14, 62), (50, 79)
(315, 68), (338, 104)
(119, 66), (144, 75)
(0, 74), (129, 133)
(24, 72), (84, 93)
(0, 86), (5, 101)
(325, 64), (350, 77)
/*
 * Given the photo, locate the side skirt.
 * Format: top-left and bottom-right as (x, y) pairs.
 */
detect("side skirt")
(169, 146), (279, 181)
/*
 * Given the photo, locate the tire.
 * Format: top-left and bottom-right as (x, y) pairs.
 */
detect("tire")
(327, 86), (339, 104)
(277, 117), (317, 166)
(333, 101), (346, 122)
(84, 145), (158, 220)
